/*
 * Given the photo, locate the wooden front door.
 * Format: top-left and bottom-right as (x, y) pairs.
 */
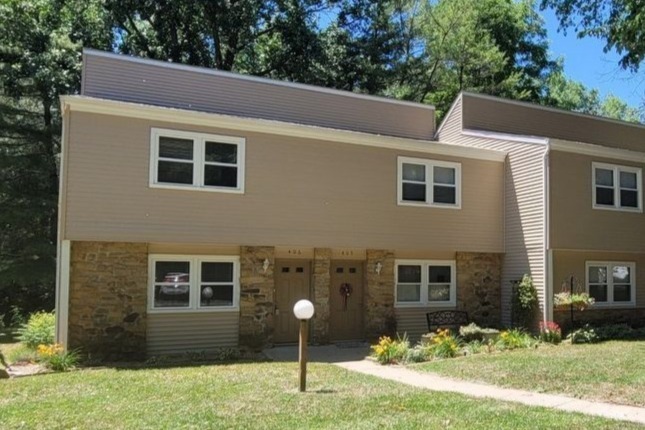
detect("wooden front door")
(330, 261), (364, 341)
(274, 260), (311, 343)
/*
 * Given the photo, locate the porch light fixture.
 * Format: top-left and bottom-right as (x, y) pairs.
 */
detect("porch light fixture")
(293, 299), (315, 392)
(375, 261), (383, 275)
(262, 258), (270, 273)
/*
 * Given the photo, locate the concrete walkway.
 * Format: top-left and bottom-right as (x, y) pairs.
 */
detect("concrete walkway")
(263, 345), (645, 425)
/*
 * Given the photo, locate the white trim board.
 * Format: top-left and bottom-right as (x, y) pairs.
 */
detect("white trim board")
(60, 96), (507, 162)
(461, 129), (549, 146)
(56, 240), (71, 348)
(551, 139), (645, 164)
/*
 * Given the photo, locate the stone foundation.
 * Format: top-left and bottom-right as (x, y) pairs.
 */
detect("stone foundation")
(68, 241), (148, 360)
(554, 308), (645, 332)
(456, 252), (503, 328)
(364, 249), (395, 340)
(312, 248), (331, 344)
(239, 246), (275, 350)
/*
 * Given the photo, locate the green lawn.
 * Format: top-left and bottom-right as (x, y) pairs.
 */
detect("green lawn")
(414, 341), (645, 407)
(0, 360), (640, 429)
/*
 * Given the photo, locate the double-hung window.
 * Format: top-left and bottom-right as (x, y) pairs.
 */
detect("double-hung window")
(586, 261), (636, 306)
(150, 128), (245, 193)
(149, 255), (240, 312)
(395, 260), (456, 307)
(398, 157), (461, 208)
(592, 163), (642, 211)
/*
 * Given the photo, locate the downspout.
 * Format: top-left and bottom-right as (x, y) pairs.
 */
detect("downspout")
(55, 101), (71, 348)
(543, 140), (552, 323)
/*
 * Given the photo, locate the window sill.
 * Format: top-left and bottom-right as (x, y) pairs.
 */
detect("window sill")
(150, 183), (244, 194)
(397, 201), (461, 210)
(148, 307), (240, 314)
(592, 205), (642, 213)
(586, 303), (636, 310)
(394, 302), (457, 309)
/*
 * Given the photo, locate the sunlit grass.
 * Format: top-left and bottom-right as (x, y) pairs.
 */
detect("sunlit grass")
(414, 341), (645, 406)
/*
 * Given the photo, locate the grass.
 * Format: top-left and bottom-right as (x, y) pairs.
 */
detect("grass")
(0, 360), (641, 429)
(413, 341), (645, 407)
(0, 329), (24, 363)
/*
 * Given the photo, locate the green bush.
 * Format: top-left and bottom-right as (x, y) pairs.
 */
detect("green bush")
(461, 340), (484, 356)
(371, 334), (410, 364)
(539, 321), (562, 344)
(18, 311), (55, 348)
(568, 325), (599, 344)
(496, 329), (536, 350)
(404, 345), (430, 363)
(37, 344), (79, 372)
(513, 275), (539, 329)
(427, 329), (461, 359)
(459, 323), (500, 343)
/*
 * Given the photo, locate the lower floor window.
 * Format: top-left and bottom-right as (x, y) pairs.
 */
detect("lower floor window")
(395, 260), (456, 307)
(149, 255), (239, 311)
(586, 261), (635, 306)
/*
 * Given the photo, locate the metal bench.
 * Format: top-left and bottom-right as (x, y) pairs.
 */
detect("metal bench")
(426, 310), (469, 333)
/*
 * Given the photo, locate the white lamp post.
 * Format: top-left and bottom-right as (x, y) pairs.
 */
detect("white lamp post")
(293, 299), (315, 392)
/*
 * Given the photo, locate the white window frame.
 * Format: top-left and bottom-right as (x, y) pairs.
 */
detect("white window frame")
(397, 156), (461, 209)
(150, 128), (245, 193)
(585, 261), (636, 307)
(394, 259), (457, 308)
(148, 254), (240, 313)
(592, 162), (642, 212)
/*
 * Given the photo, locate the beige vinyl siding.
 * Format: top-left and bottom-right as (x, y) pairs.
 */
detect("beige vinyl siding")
(550, 149), (645, 252)
(147, 312), (238, 355)
(437, 113), (546, 324)
(82, 51), (435, 140)
(552, 250), (645, 308)
(461, 92), (645, 152)
(64, 111), (504, 253)
(396, 307), (455, 341)
(434, 96), (463, 142)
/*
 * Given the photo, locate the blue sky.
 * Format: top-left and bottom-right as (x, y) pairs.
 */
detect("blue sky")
(541, 8), (644, 108)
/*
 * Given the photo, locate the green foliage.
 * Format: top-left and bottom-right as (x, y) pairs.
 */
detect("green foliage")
(371, 334), (410, 364)
(538, 321), (562, 344)
(17, 311), (55, 348)
(513, 275), (539, 329)
(37, 343), (79, 372)
(426, 329), (462, 359)
(496, 329), (537, 350)
(7, 343), (38, 364)
(568, 325), (600, 344)
(459, 323), (500, 343)
(461, 340), (485, 356)
(543, 0), (645, 72)
(553, 291), (595, 310)
(404, 345), (431, 363)
(593, 324), (645, 341)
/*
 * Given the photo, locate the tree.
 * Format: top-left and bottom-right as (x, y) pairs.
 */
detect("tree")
(542, 0), (645, 71)
(389, 0), (557, 116)
(544, 70), (643, 122)
(0, 0), (112, 321)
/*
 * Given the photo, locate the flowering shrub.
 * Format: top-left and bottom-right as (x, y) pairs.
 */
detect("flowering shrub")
(539, 321), (562, 344)
(371, 335), (409, 364)
(428, 329), (461, 359)
(496, 329), (536, 350)
(568, 325), (599, 344)
(37, 343), (79, 372)
(554, 291), (595, 310)
(18, 312), (55, 348)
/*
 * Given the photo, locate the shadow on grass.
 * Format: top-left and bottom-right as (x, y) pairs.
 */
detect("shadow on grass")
(0, 329), (20, 344)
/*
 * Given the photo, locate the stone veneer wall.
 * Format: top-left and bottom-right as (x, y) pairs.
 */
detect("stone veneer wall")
(68, 241), (148, 360)
(456, 252), (503, 328)
(239, 246), (275, 350)
(312, 248), (331, 344)
(554, 308), (645, 332)
(364, 249), (395, 340)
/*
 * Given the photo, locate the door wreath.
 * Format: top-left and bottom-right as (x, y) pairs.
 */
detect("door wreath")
(339, 283), (353, 310)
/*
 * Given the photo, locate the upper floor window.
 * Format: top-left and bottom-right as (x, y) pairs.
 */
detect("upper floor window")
(150, 128), (245, 193)
(586, 261), (635, 307)
(149, 255), (240, 312)
(395, 260), (456, 307)
(592, 162), (641, 212)
(398, 157), (461, 208)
